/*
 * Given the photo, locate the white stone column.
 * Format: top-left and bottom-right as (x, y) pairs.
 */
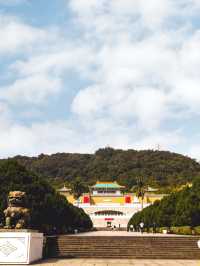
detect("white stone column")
(0, 231), (43, 264)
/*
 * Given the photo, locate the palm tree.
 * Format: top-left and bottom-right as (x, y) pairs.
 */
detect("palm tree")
(70, 177), (87, 207)
(132, 176), (147, 210)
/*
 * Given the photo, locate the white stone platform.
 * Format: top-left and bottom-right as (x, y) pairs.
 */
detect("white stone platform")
(0, 231), (43, 264)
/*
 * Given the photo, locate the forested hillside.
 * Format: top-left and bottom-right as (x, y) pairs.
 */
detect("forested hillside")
(12, 148), (200, 190)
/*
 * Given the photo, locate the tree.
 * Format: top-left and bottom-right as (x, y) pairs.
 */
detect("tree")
(14, 148), (200, 190)
(0, 160), (92, 234)
(132, 176), (146, 210)
(70, 177), (88, 205)
(129, 176), (200, 230)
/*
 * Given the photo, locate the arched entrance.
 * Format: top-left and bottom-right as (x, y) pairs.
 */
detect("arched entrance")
(94, 210), (124, 228)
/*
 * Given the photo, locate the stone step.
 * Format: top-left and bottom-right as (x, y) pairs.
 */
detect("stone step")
(57, 241), (198, 245)
(57, 245), (200, 249)
(57, 241), (199, 245)
(56, 255), (200, 259)
(55, 253), (200, 258)
(45, 235), (200, 259)
(57, 243), (199, 248)
(58, 245), (199, 251)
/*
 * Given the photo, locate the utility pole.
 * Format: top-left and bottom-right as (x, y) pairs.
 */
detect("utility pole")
(156, 144), (161, 151)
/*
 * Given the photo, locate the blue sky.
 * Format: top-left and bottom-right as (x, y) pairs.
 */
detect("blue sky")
(0, 0), (200, 160)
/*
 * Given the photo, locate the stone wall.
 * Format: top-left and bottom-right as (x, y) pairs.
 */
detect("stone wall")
(79, 204), (149, 228)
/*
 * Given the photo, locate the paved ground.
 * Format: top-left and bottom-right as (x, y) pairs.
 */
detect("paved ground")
(31, 231), (200, 265)
(33, 258), (200, 266)
(71, 231), (188, 237)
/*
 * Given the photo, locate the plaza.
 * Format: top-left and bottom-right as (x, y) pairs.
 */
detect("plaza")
(34, 232), (200, 265)
(32, 258), (200, 266)
(1, 230), (199, 265)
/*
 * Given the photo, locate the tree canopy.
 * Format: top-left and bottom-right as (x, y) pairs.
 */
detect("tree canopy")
(13, 147), (200, 190)
(0, 159), (92, 234)
(70, 176), (88, 200)
(128, 177), (200, 229)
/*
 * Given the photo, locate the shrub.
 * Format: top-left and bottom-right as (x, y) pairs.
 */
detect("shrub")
(194, 226), (200, 235)
(157, 227), (169, 233)
(170, 226), (192, 235)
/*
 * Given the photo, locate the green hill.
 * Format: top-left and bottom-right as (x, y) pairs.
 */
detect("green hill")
(12, 147), (200, 190)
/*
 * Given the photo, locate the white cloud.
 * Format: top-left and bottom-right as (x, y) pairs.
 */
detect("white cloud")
(66, 0), (200, 158)
(0, 0), (200, 158)
(0, 114), (184, 158)
(0, 102), (12, 130)
(0, 15), (49, 55)
(188, 144), (200, 162)
(111, 0), (173, 27)
(133, 130), (184, 152)
(0, 119), (93, 157)
(0, 74), (62, 105)
(130, 88), (168, 129)
(11, 45), (94, 78)
(70, 0), (200, 122)
(72, 84), (168, 130)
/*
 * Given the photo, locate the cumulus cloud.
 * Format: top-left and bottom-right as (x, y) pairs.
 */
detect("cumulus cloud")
(11, 45), (94, 78)
(70, 20), (197, 130)
(67, 0), (200, 157)
(72, 85), (168, 130)
(0, 102), (12, 130)
(188, 144), (200, 162)
(0, 74), (62, 105)
(0, 15), (48, 55)
(0, 0), (200, 158)
(0, 115), (185, 158)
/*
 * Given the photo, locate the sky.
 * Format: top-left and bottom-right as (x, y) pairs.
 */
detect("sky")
(0, 0), (200, 160)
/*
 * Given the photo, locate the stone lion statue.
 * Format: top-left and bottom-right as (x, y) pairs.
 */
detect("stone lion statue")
(4, 191), (30, 229)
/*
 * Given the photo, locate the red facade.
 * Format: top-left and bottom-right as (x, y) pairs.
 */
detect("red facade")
(125, 195), (131, 203)
(83, 195), (90, 203)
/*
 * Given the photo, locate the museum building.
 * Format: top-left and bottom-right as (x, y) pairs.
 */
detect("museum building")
(58, 181), (166, 228)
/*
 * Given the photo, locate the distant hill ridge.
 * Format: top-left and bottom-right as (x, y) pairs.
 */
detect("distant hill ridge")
(11, 148), (200, 190)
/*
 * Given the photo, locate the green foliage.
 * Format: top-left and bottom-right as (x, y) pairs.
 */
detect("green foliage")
(128, 177), (200, 230)
(156, 227), (169, 233)
(132, 176), (146, 208)
(170, 226), (192, 235)
(147, 226), (193, 235)
(194, 226), (200, 235)
(0, 159), (92, 234)
(70, 176), (88, 199)
(13, 148), (200, 190)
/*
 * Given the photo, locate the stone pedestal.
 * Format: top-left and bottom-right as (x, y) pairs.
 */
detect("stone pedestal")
(0, 231), (43, 264)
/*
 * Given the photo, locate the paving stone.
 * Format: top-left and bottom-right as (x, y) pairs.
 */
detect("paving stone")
(34, 259), (200, 266)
